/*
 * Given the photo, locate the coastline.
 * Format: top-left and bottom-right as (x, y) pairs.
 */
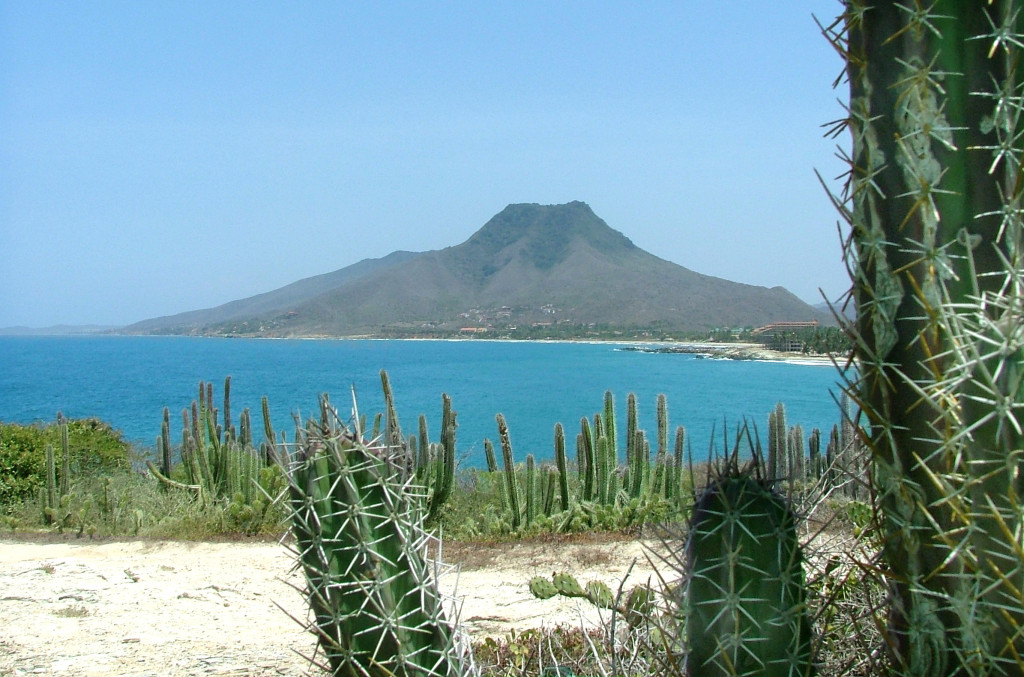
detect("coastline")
(617, 341), (848, 367)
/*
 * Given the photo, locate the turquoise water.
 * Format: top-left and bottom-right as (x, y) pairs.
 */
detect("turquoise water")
(0, 336), (847, 467)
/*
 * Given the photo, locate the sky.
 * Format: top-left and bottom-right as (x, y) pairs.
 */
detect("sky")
(1, 1), (850, 328)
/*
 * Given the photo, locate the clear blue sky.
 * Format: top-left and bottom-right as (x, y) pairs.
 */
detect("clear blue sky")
(1, 1), (849, 328)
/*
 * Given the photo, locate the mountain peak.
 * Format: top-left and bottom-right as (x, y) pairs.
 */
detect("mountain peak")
(464, 201), (637, 271)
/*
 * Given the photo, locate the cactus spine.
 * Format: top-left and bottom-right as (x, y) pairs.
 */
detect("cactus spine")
(833, 2), (1024, 673)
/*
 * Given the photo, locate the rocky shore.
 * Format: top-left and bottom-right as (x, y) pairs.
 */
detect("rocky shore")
(619, 343), (843, 365)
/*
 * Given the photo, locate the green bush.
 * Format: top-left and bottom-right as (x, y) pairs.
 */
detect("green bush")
(0, 418), (131, 508)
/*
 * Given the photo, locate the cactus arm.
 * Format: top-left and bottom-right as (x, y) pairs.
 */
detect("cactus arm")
(146, 461), (201, 494)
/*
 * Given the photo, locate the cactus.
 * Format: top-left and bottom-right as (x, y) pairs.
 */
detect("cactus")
(579, 417), (596, 502)
(148, 377), (277, 520)
(261, 395), (276, 461)
(380, 369), (403, 452)
(496, 413), (522, 529)
(830, 3), (1024, 673)
(673, 425), (687, 500)
(554, 423), (570, 511)
(418, 414), (431, 471)
(528, 571), (653, 629)
(223, 375), (233, 440)
(525, 454), (537, 527)
(279, 414), (460, 677)
(767, 402), (787, 484)
(380, 371), (455, 524)
(602, 390), (617, 466)
(595, 436), (611, 506)
(683, 458), (813, 677)
(808, 427), (822, 481)
(41, 417), (88, 533)
(653, 393), (669, 499)
(624, 392), (638, 490)
(42, 443), (58, 524)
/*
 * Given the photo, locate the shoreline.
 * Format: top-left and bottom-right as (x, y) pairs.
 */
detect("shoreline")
(617, 342), (848, 366)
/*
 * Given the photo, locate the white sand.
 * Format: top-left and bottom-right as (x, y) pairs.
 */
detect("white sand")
(0, 536), (670, 676)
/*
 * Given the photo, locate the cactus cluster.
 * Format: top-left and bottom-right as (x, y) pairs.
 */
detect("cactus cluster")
(485, 391), (691, 533)
(146, 377), (284, 531)
(527, 432), (817, 676)
(379, 370), (456, 524)
(277, 400), (462, 677)
(40, 414), (93, 535)
(765, 397), (869, 500)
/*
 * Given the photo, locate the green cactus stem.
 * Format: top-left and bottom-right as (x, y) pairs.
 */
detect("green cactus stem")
(834, 3), (1024, 671)
(525, 454), (537, 526)
(579, 417), (596, 502)
(280, 422), (460, 677)
(684, 461), (813, 677)
(497, 413), (522, 530)
(554, 423), (570, 512)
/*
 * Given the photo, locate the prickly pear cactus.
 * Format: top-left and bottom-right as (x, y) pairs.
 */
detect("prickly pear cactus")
(529, 571), (652, 628)
(684, 468), (813, 677)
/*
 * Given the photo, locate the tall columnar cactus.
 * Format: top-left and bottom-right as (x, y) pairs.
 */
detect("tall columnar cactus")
(422, 394), (456, 523)
(834, 3), (1024, 673)
(496, 413), (522, 529)
(524, 453), (537, 527)
(624, 392), (638, 488)
(261, 395), (276, 461)
(653, 393), (670, 498)
(767, 402), (788, 483)
(808, 428), (822, 481)
(554, 422), (570, 511)
(673, 425), (687, 500)
(380, 369), (404, 452)
(41, 417), (78, 530)
(684, 460), (813, 677)
(280, 421), (460, 677)
(603, 390), (617, 466)
(579, 416), (596, 502)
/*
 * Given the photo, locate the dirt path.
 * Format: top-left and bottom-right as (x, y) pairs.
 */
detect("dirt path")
(0, 535), (672, 676)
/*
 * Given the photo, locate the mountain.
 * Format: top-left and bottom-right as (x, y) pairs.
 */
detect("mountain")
(124, 202), (827, 337)
(0, 324), (122, 336)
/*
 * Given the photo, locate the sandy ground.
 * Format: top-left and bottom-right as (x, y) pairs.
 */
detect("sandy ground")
(0, 534), (671, 676)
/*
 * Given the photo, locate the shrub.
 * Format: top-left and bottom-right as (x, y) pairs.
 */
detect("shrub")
(0, 418), (131, 508)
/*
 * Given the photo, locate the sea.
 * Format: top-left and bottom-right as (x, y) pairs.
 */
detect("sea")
(0, 336), (849, 468)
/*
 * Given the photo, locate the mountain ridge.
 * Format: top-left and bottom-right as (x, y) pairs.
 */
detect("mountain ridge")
(123, 202), (828, 337)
